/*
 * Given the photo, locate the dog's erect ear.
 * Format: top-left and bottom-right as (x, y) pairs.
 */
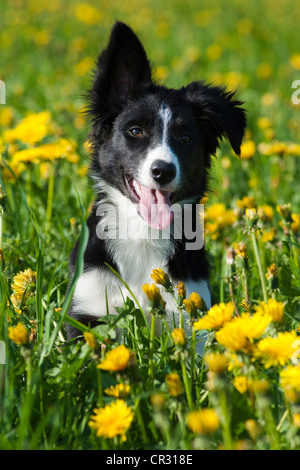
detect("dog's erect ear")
(89, 22), (153, 135)
(183, 82), (246, 157)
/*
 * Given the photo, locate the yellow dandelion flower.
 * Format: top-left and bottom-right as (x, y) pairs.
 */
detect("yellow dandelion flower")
(280, 365), (300, 392)
(233, 241), (248, 258)
(257, 205), (274, 222)
(205, 221), (219, 238)
(142, 283), (162, 301)
(171, 328), (186, 346)
(11, 138), (78, 167)
(290, 54), (300, 70)
(254, 331), (297, 369)
(215, 312), (272, 352)
(258, 141), (289, 157)
(183, 292), (206, 315)
(74, 4), (102, 25)
(204, 352), (229, 373)
(142, 283), (166, 311)
(2, 111), (53, 145)
(8, 322), (28, 345)
(83, 332), (97, 350)
(255, 298), (284, 323)
(97, 345), (131, 372)
(233, 376), (269, 394)
(10, 292), (25, 310)
(256, 62), (273, 79)
(165, 373), (184, 397)
(293, 414), (300, 427)
(257, 117), (272, 130)
(74, 57), (95, 76)
(265, 263), (278, 280)
(153, 65), (169, 82)
(206, 44), (222, 61)
(151, 268), (171, 288)
(236, 196), (256, 210)
(186, 408), (219, 434)
(226, 352), (244, 371)
(249, 379), (270, 393)
(104, 383), (130, 399)
(193, 302), (234, 330)
(291, 213), (300, 233)
(10, 268), (36, 308)
(89, 399), (133, 441)
(0, 106), (14, 127)
(261, 228), (276, 243)
(276, 203), (291, 219)
(240, 140), (256, 160)
(11, 268), (36, 295)
(233, 376), (249, 394)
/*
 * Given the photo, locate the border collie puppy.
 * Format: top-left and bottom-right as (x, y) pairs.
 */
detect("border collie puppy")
(66, 22), (246, 346)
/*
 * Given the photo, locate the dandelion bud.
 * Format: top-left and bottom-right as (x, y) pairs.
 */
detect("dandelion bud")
(293, 414), (300, 428)
(165, 373), (184, 397)
(183, 292), (206, 318)
(151, 393), (166, 410)
(265, 263), (279, 289)
(151, 268), (172, 289)
(245, 207), (257, 220)
(204, 352), (229, 374)
(186, 408), (219, 435)
(142, 283), (166, 313)
(276, 203), (292, 220)
(84, 331), (98, 350)
(245, 419), (262, 441)
(171, 328), (187, 347)
(176, 281), (186, 298)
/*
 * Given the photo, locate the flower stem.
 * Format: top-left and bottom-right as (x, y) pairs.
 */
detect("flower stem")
(251, 232), (268, 303)
(148, 314), (156, 381)
(191, 328), (196, 384)
(218, 388), (233, 450)
(134, 397), (148, 444)
(181, 360), (193, 410)
(96, 368), (103, 407)
(46, 162), (54, 230)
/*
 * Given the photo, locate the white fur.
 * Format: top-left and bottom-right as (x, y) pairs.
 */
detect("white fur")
(138, 106), (181, 190)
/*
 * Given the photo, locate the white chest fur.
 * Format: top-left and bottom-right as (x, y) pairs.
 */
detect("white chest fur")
(72, 183), (211, 353)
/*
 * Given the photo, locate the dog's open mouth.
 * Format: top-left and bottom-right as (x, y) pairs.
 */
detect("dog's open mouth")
(124, 173), (174, 230)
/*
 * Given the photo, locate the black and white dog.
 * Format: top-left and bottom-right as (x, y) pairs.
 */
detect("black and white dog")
(66, 22), (246, 343)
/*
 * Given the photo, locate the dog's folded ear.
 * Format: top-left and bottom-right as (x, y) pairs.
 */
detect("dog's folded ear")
(89, 22), (153, 137)
(183, 82), (247, 157)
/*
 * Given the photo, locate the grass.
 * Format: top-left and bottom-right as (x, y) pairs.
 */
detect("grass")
(1, 0), (300, 450)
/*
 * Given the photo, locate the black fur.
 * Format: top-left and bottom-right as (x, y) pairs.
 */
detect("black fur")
(66, 22), (246, 339)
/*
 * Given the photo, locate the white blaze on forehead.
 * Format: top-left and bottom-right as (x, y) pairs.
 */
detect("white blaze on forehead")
(138, 105), (180, 190)
(159, 105), (172, 144)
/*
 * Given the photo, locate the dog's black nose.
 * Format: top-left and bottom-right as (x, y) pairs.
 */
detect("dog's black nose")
(150, 160), (176, 185)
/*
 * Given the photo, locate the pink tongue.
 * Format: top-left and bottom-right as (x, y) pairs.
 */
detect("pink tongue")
(138, 185), (173, 230)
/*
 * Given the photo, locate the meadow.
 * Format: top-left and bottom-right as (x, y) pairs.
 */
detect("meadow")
(0, 0), (300, 450)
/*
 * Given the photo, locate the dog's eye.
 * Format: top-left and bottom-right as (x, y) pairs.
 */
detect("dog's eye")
(181, 134), (192, 143)
(128, 127), (143, 137)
